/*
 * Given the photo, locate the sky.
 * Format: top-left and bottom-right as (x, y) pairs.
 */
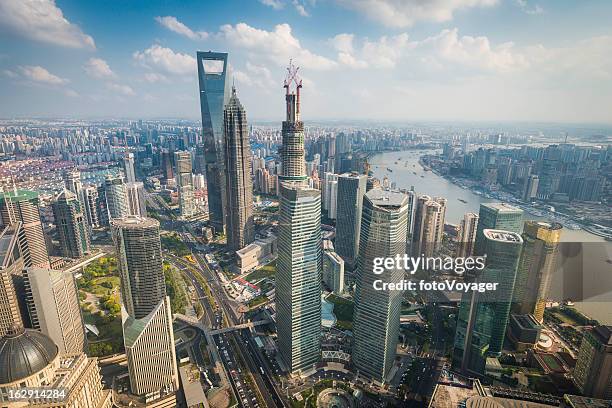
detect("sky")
(0, 0), (611, 123)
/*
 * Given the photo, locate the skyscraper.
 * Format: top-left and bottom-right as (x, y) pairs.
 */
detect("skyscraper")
(83, 185), (100, 228)
(412, 195), (447, 257)
(23, 267), (86, 354)
(53, 189), (90, 259)
(124, 152), (136, 183)
(573, 325), (612, 399)
(223, 86), (254, 251)
(125, 181), (147, 217)
(104, 174), (129, 220)
(513, 221), (562, 322)
(175, 151), (195, 218)
(335, 172), (367, 267)
(457, 212), (479, 258)
(0, 223), (25, 337)
(112, 216), (178, 400)
(197, 51), (231, 232)
(276, 62), (322, 374)
(523, 174), (539, 201)
(353, 189), (409, 383)
(453, 229), (523, 375)
(0, 189), (50, 268)
(473, 203), (523, 255)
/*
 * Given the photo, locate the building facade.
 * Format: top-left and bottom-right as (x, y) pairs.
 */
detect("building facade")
(573, 325), (612, 399)
(112, 216), (178, 400)
(457, 212), (479, 258)
(335, 172), (367, 267)
(353, 189), (409, 383)
(104, 174), (129, 220)
(174, 151), (195, 218)
(125, 181), (147, 217)
(223, 86), (254, 251)
(52, 190), (90, 259)
(197, 51), (231, 232)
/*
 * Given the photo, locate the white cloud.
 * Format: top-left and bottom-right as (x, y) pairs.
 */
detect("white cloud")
(362, 33), (412, 68)
(155, 16), (208, 40)
(2, 69), (17, 78)
(83, 58), (116, 79)
(220, 23), (336, 70)
(260, 0), (284, 10)
(335, 0), (498, 28)
(19, 65), (69, 85)
(0, 0), (95, 49)
(515, 0), (543, 15)
(234, 61), (276, 90)
(133, 44), (196, 75)
(329, 33), (355, 54)
(144, 72), (168, 83)
(107, 82), (135, 96)
(64, 89), (79, 97)
(293, 0), (310, 16)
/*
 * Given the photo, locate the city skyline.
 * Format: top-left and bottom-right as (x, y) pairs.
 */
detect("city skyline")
(0, 1), (611, 123)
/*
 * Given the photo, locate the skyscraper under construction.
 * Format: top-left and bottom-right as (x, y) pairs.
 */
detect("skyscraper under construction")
(276, 61), (322, 374)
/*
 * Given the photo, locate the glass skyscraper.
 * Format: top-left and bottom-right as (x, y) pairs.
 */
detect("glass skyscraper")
(197, 51), (231, 232)
(353, 189), (409, 383)
(276, 62), (322, 374)
(335, 172), (367, 267)
(453, 229), (523, 375)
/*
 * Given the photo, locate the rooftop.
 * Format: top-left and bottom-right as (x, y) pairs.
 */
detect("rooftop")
(482, 202), (523, 214)
(483, 229), (523, 243)
(366, 188), (408, 209)
(111, 215), (159, 229)
(0, 189), (39, 203)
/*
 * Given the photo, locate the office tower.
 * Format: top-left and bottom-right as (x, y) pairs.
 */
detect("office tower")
(194, 143), (206, 175)
(223, 86), (254, 251)
(322, 172), (338, 211)
(0, 223), (25, 337)
(335, 173), (367, 267)
(124, 152), (136, 183)
(474, 203), (523, 256)
(23, 267), (86, 354)
(0, 326), (112, 407)
(327, 179), (338, 219)
(276, 63), (322, 374)
(457, 212), (479, 258)
(112, 216), (178, 399)
(52, 190), (90, 259)
(197, 51), (231, 232)
(83, 185), (100, 228)
(125, 181), (147, 217)
(412, 195), (446, 257)
(573, 325), (612, 399)
(0, 190), (50, 268)
(104, 174), (129, 219)
(175, 151), (195, 218)
(161, 148), (174, 181)
(513, 221), (562, 322)
(523, 174), (539, 201)
(353, 189), (409, 383)
(453, 229), (523, 375)
(322, 242), (344, 295)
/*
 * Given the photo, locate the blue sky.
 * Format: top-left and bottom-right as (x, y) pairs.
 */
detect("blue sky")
(0, 0), (611, 123)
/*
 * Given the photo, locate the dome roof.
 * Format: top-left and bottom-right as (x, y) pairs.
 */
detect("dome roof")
(0, 326), (58, 384)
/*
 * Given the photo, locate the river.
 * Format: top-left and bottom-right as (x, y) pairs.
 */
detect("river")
(369, 149), (612, 324)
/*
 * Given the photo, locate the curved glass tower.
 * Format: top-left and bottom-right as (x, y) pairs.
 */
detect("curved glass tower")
(197, 51), (231, 232)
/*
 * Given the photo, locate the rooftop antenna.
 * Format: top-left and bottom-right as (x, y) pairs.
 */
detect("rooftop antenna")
(283, 59), (302, 120)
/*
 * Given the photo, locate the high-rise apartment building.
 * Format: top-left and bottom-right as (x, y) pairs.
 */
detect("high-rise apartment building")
(513, 221), (562, 322)
(0, 223), (25, 337)
(83, 185), (100, 228)
(0, 190), (50, 268)
(23, 267), (86, 354)
(327, 179), (338, 219)
(276, 63), (322, 375)
(412, 195), (447, 257)
(223, 86), (254, 251)
(175, 151), (195, 218)
(124, 152), (136, 183)
(453, 229), (523, 375)
(523, 174), (539, 201)
(335, 173), (367, 267)
(112, 216), (178, 400)
(125, 181), (147, 217)
(197, 51), (231, 232)
(104, 174), (129, 220)
(322, 241), (344, 295)
(53, 190), (90, 259)
(457, 212), (479, 258)
(573, 325), (612, 399)
(353, 189), (409, 383)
